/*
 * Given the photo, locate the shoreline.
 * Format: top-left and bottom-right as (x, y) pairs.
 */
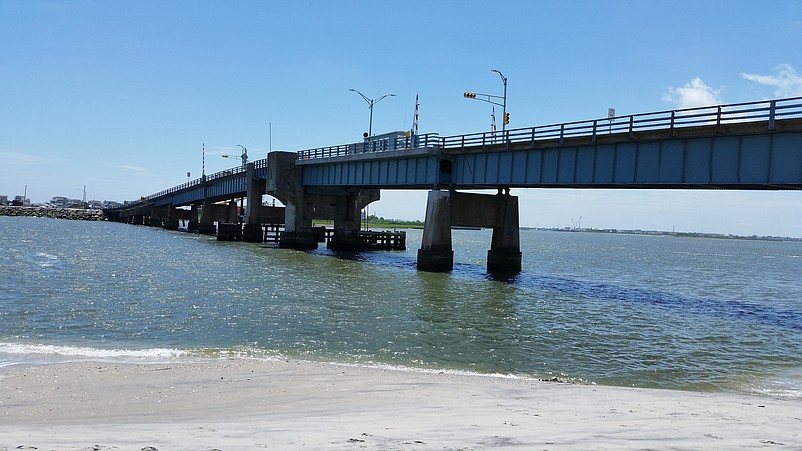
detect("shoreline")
(1, 359), (800, 450)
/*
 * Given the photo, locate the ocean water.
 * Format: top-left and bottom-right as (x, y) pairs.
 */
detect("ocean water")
(1, 216), (801, 399)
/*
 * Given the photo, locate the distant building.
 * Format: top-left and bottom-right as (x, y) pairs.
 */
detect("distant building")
(50, 196), (71, 207)
(0, 195), (8, 206)
(12, 195), (30, 206)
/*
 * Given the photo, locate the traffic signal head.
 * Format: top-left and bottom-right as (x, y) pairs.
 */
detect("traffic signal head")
(504, 112), (510, 125)
(463, 92), (477, 99)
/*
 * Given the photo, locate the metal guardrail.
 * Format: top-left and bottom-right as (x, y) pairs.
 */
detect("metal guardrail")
(440, 96), (802, 151)
(143, 158), (269, 202)
(296, 132), (442, 160)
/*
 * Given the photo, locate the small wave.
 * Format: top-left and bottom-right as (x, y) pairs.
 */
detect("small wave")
(0, 342), (187, 364)
(749, 367), (802, 400)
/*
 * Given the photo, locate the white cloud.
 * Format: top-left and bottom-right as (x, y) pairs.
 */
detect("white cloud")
(119, 163), (149, 174)
(742, 64), (802, 97)
(662, 77), (723, 108)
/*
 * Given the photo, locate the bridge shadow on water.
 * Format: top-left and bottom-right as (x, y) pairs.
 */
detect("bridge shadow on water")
(312, 248), (802, 332)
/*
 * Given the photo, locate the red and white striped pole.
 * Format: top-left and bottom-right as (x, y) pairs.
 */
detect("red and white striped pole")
(413, 94), (419, 136)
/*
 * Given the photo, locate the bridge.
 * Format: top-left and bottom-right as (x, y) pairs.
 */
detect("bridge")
(106, 97), (802, 272)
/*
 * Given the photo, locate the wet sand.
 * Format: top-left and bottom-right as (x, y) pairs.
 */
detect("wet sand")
(1, 359), (800, 450)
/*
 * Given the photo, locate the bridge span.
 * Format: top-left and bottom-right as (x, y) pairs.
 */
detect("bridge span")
(107, 97), (802, 273)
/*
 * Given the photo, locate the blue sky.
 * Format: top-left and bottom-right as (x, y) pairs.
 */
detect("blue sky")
(2, 0), (802, 236)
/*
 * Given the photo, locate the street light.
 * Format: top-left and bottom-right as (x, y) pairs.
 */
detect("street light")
(491, 69), (508, 131)
(349, 88), (395, 137)
(464, 69), (509, 131)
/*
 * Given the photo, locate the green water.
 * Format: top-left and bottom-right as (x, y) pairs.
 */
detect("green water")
(1, 216), (801, 398)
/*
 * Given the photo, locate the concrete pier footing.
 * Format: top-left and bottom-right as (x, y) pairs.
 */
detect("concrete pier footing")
(417, 248), (455, 272)
(242, 223), (263, 243)
(196, 223), (216, 235)
(279, 231), (319, 249)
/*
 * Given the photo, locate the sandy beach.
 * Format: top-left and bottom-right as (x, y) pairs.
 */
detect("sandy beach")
(0, 359), (800, 450)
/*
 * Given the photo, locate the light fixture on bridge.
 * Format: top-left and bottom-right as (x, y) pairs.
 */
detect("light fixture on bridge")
(349, 88), (395, 137)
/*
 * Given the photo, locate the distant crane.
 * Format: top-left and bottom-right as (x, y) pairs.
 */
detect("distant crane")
(571, 216), (583, 230)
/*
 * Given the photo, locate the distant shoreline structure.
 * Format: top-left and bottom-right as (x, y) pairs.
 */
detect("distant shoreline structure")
(524, 226), (802, 242)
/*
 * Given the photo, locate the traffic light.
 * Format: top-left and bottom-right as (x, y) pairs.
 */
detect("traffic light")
(504, 112), (510, 125)
(463, 92), (477, 99)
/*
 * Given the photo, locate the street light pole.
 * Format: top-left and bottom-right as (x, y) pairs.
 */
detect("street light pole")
(349, 89), (395, 137)
(492, 69), (508, 132)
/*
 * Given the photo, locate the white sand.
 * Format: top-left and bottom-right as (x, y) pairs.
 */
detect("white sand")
(1, 359), (800, 450)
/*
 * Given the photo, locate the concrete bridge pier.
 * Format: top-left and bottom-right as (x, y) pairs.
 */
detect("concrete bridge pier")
(197, 199), (216, 235)
(417, 189), (521, 273)
(417, 190), (454, 272)
(147, 207), (162, 227)
(486, 191), (522, 273)
(242, 162), (267, 243)
(279, 200), (318, 249)
(163, 205), (180, 230)
(328, 189), (380, 251)
(268, 151), (318, 249)
(187, 204), (200, 233)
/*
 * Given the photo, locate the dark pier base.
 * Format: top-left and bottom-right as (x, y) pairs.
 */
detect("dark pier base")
(279, 231), (319, 250)
(197, 223), (217, 236)
(242, 224), (264, 243)
(417, 248), (454, 272)
(328, 235), (366, 252)
(487, 249), (522, 274)
(162, 220), (180, 231)
(217, 223), (243, 241)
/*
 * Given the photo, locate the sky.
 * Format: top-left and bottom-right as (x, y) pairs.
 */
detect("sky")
(2, 0), (802, 237)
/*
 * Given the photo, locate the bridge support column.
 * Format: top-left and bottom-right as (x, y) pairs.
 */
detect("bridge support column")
(487, 192), (522, 273)
(197, 199), (216, 235)
(328, 189), (380, 252)
(268, 152), (318, 249)
(417, 189), (521, 273)
(417, 190), (454, 272)
(279, 201), (318, 249)
(187, 204), (200, 233)
(163, 205), (179, 230)
(147, 207), (162, 227)
(243, 162), (266, 243)
(227, 200), (239, 223)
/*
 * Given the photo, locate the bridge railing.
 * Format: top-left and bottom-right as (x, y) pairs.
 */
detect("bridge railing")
(142, 158), (269, 202)
(296, 132), (442, 160)
(440, 96), (802, 150)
